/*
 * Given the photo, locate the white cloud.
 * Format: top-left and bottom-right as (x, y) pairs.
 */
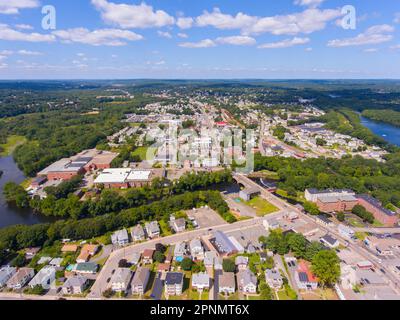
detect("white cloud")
(157, 31), (172, 39)
(0, 0), (39, 15)
(0, 24), (55, 42)
(177, 17), (194, 29)
(0, 50), (13, 55)
(327, 24), (395, 47)
(195, 7), (341, 36)
(177, 33), (188, 39)
(15, 24), (34, 30)
(53, 28), (143, 46)
(18, 49), (42, 55)
(216, 35), (256, 46)
(245, 8), (342, 35)
(196, 8), (256, 30)
(390, 44), (400, 50)
(363, 48), (378, 53)
(305, 47), (313, 51)
(179, 39), (216, 48)
(394, 13), (400, 24)
(258, 37), (310, 49)
(91, 0), (175, 29)
(294, 0), (325, 8)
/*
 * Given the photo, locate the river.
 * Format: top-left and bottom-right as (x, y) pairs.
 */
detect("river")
(361, 116), (400, 147)
(0, 156), (55, 228)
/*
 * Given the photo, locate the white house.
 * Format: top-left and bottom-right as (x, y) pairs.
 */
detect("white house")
(190, 239), (204, 261)
(111, 229), (130, 247)
(110, 268), (133, 293)
(237, 269), (257, 294)
(192, 273), (210, 291)
(28, 266), (56, 290)
(0, 266), (17, 288)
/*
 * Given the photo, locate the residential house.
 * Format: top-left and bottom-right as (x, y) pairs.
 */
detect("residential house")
(61, 244), (79, 253)
(7, 268), (35, 290)
(76, 244), (99, 263)
(320, 234), (340, 249)
(315, 215), (334, 228)
(74, 262), (98, 275)
(165, 272), (184, 296)
(49, 258), (64, 268)
(151, 274), (164, 300)
(131, 267), (150, 295)
(218, 272), (236, 294)
(191, 273), (210, 291)
(239, 187), (260, 201)
(0, 266), (17, 287)
(265, 269), (283, 289)
(170, 217), (186, 233)
(28, 266), (56, 290)
(174, 242), (187, 262)
(142, 249), (155, 264)
(62, 276), (88, 295)
(190, 239), (204, 261)
(145, 221), (160, 238)
(235, 256), (249, 271)
(131, 225), (146, 242)
(25, 247), (40, 260)
(294, 261), (318, 290)
(37, 256), (52, 265)
(111, 268), (133, 293)
(263, 218), (280, 231)
(237, 269), (257, 294)
(111, 229), (130, 247)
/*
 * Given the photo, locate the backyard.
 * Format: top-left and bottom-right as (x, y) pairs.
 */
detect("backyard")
(245, 196), (279, 217)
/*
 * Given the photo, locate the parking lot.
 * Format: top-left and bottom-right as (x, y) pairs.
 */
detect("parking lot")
(186, 207), (227, 229)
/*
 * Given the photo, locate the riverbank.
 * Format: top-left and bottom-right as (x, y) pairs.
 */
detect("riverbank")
(0, 135), (26, 157)
(0, 155), (55, 228)
(360, 116), (400, 147)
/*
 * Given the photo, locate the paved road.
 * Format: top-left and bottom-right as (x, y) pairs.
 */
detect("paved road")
(88, 211), (284, 299)
(234, 174), (400, 295)
(354, 227), (400, 234)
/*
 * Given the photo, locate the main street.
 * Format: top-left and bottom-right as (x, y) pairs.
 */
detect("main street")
(234, 173), (400, 295)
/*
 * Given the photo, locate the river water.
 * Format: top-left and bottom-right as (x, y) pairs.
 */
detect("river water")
(360, 116), (400, 147)
(0, 156), (54, 228)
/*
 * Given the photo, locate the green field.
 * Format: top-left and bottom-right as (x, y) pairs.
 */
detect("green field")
(131, 146), (157, 161)
(0, 135), (27, 156)
(245, 196), (279, 217)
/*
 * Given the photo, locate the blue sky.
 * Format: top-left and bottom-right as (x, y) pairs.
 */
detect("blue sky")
(0, 0), (399, 79)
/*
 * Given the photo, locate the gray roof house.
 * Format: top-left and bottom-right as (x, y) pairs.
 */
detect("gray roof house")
(28, 266), (56, 290)
(204, 251), (222, 269)
(0, 266), (17, 287)
(145, 221), (160, 238)
(62, 276), (88, 295)
(235, 256), (249, 271)
(218, 272), (236, 294)
(320, 234), (340, 248)
(237, 269), (257, 294)
(111, 229), (130, 247)
(131, 267), (150, 295)
(265, 269), (283, 289)
(190, 239), (204, 261)
(7, 268), (35, 290)
(174, 242), (187, 261)
(191, 272), (210, 291)
(131, 225), (146, 242)
(170, 217), (186, 233)
(110, 268), (133, 293)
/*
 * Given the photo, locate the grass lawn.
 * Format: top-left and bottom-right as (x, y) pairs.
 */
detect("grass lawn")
(347, 217), (364, 228)
(245, 196), (279, 216)
(372, 220), (385, 227)
(277, 290), (291, 300)
(131, 146), (157, 161)
(0, 135), (27, 156)
(355, 232), (368, 241)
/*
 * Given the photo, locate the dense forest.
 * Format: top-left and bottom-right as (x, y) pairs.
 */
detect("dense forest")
(362, 109), (400, 127)
(0, 94), (158, 176)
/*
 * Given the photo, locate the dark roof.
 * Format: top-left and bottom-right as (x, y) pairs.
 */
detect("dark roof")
(316, 215), (332, 224)
(165, 272), (184, 285)
(321, 234), (338, 245)
(75, 157), (93, 163)
(298, 272), (309, 283)
(356, 194), (396, 216)
(151, 276), (164, 300)
(307, 188), (354, 195)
